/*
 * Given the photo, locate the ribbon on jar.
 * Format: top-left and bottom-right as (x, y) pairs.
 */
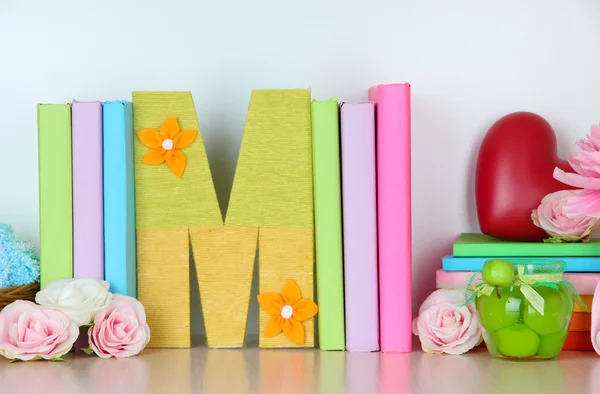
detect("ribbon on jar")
(469, 265), (587, 316)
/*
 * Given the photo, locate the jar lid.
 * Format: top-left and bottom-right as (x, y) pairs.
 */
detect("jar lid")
(503, 259), (566, 276)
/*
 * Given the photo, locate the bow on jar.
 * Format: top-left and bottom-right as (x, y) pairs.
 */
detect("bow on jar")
(469, 265), (586, 316)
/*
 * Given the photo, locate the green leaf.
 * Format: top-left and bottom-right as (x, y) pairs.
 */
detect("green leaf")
(543, 236), (565, 244)
(8, 358), (22, 364)
(81, 347), (95, 355)
(50, 357), (65, 362)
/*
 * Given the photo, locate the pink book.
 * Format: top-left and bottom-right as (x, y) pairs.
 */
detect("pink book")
(340, 103), (379, 352)
(72, 100), (104, 279)
(369, 83), (412, 353)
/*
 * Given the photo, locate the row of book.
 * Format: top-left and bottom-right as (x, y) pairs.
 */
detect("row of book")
(38, 101), (135, 296)
(36, 85), (413, 351)
(439, 233), (600, 351)
(312, 85), (411, 351)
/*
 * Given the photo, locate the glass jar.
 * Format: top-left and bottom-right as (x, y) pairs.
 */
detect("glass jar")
(475, 259), (574, 360)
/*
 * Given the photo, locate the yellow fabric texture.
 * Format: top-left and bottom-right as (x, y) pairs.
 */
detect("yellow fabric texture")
(133, 92), (222, 348)
(136, 228), (190, 348)
(189, 225), (258, 347)
(133, 91), (222, 229)
(134, 90), (315, 349)
(226, 89), (315, 347)
(258, 227), (315, 348)
(226, 89), (314, 229)
(257, 279), (319, 345)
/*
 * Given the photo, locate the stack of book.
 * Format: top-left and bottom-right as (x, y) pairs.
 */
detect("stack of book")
(38, 101), (136, 296)
(312, 84), (412, 352)
(436, 233), (600, 351)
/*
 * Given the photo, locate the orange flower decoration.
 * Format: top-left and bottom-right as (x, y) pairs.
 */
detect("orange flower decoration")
(137, 116), (198, 177)
(257, 279), (318, 345)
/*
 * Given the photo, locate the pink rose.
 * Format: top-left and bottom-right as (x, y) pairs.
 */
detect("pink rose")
(531, 190), (599, 242)
(88, 294), (150, 358)
(412, 289), (481, 355)
(0, 300), (78, 361)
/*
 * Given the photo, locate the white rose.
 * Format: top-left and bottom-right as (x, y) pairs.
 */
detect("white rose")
(35, 278), (112, 326)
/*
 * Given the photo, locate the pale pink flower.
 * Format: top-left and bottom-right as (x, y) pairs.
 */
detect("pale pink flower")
(554, 129), (600, 218)
(412, 289), (481, 355)
(0, 300), (78, 361)
(575, 124), (600, 151)
(554, 151), (600, 190)
(531, 190), (600, 241)
(88, 294), (150, 359)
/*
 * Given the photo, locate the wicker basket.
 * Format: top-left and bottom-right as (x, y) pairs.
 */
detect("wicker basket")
(0, 282), (40, 310)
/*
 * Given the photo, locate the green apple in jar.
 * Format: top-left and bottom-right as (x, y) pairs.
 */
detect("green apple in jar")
(536, 330), (568, 358)
(482, 259), (516, 287)
(476, 286), (523, 332)
(523, 285), (573, 336)
(495, 324), (540, 358)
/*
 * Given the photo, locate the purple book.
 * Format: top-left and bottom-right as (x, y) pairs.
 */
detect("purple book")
(340, 102), (379, 351)
(72, 100), (104, 279)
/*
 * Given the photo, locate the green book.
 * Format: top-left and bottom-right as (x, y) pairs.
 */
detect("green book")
(454, 233), (600, 257)
(38, 104), (73, 288)
(311, 98), (345, 350)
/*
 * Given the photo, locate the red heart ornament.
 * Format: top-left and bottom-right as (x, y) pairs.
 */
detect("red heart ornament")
(475, 112), (572, 241)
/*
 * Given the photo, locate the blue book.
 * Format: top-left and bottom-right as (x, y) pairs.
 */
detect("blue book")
(442, 255), (600, 273)
(103, 101), (137, 297)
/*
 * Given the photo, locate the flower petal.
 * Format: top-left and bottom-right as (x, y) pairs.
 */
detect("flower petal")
(567, 151), (600, 178)
(257, 293), (283, 315)
(143, 148), (166, 165)
(292, 299), (318, 321)
(282, 318), (305, 345)
(282, 279), (302, 305)
(159, 116), (181, 140)
(553, 167), (600, 190)
(174, 130), (198, 149)
(564, 190), (600, 219)
(165, 149), (186, 177)
(137, 129), (163, 148)
(264, 316), (283, 337)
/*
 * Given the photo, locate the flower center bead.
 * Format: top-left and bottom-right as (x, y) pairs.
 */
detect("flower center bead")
(162, 139), (174, 150)
(281, 305), (293, 319)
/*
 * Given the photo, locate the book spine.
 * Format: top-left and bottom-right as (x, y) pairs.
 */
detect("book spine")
(592, 281), (600, 353)
(38, 104), (73, 287)
(341, 102), (379, 351)
(103, 101), (137, 297)
(452, 239), (600, 257)
(72, 101), (104, 279)
(311, 98), (345, 350)
(369, 83), (412, 352)
(564, 331), (594, 351)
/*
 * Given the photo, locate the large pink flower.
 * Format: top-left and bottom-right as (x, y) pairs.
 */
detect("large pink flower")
(412, 289), (481, 355)
(88, 294), (150, 359)
(0, 300), (78, 361)
(531, 190), (600, 241)
(553, 126), (600, 218)
(575, 124), (600, 152)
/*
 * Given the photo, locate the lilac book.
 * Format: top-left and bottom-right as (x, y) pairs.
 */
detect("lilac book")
(72, 100), (104, 279)
(340, 102), (379, 351)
